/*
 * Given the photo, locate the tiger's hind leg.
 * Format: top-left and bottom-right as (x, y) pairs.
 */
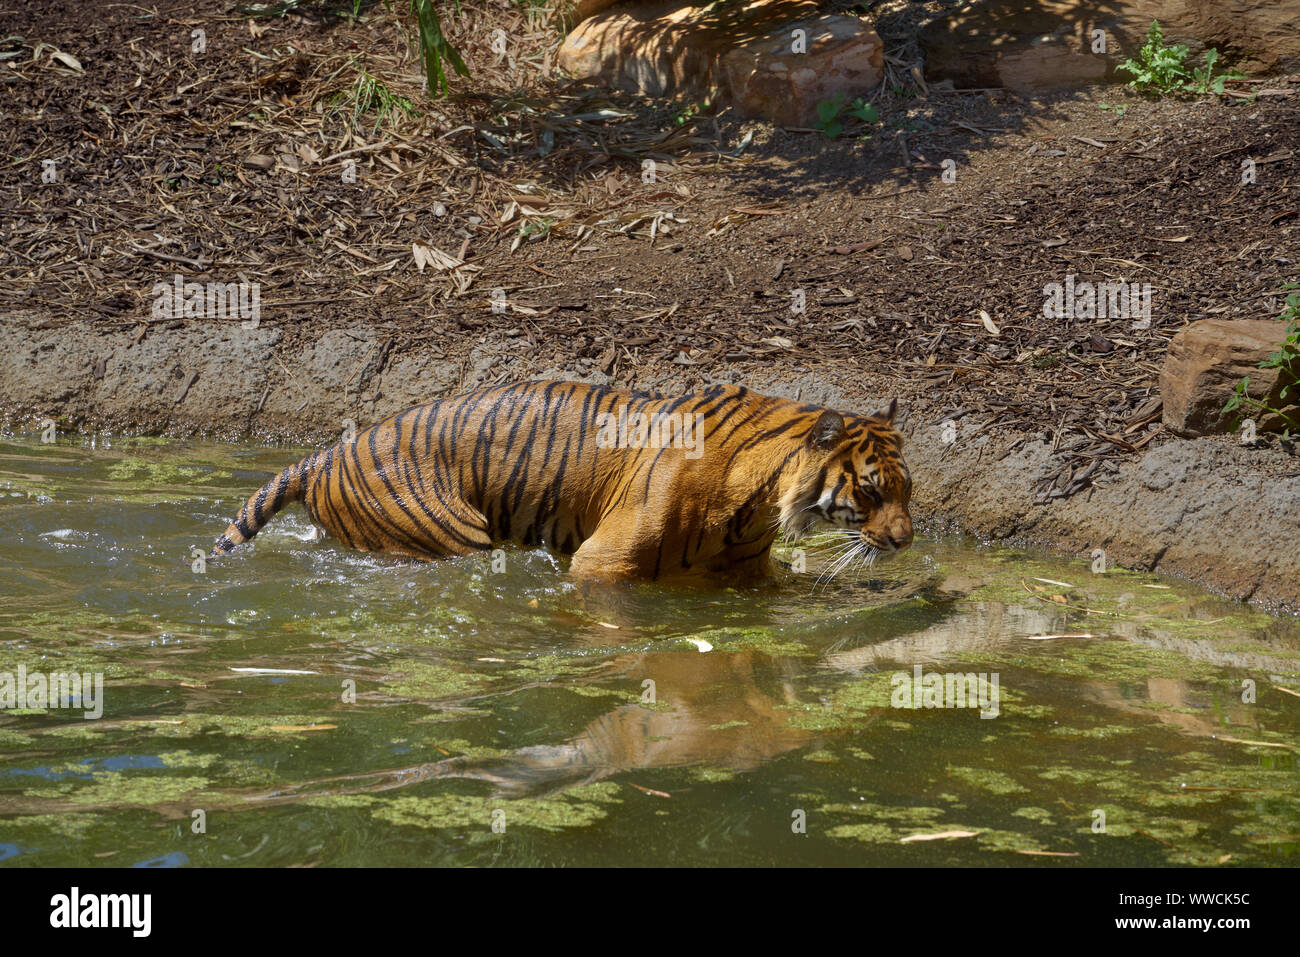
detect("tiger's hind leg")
(302, 464), (494, 561)
(373, 497), (496, 562)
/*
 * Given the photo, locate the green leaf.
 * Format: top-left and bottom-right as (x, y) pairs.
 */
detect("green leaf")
(849, 100), (879, 123)
(410, 0), (469, 96)
(816, 95), (844, 123)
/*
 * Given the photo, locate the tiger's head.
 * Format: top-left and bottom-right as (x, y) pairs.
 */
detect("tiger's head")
(779, 399), (913, 557)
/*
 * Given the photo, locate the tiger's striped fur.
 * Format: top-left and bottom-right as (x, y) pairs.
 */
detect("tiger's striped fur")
(211, 380), (913, 581)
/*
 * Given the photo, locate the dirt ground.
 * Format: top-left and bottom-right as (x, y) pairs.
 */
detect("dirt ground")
(2, 0), (1298, 609)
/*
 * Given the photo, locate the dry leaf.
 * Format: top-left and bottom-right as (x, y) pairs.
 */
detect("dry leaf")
(980, 310), (1000, 335)
(411, 242), (463, 273)
(51, 51), (84, 72)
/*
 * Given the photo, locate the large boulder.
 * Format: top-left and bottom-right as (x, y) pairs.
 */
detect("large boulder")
(920, 0), (1300, 92)
(557, 0), (883, 126)
(1160, 318), (1299, 437)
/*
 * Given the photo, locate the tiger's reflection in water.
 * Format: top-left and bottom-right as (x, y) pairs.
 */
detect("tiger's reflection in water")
(413, 648), (825, 798)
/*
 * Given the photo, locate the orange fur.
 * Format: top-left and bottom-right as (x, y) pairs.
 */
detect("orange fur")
(212, 380), (913, 581)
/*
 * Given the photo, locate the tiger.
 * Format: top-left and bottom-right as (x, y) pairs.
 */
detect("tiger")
(211, 380), (913, 581)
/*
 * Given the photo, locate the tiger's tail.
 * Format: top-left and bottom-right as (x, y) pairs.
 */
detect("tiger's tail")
(211, 450), (321, 557)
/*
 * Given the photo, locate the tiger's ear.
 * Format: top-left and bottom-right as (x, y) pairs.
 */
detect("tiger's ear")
(872, 398), (899, 425)
(809, 409), (847, 450)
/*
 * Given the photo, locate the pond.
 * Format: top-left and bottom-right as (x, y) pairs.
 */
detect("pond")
(0, 435), (1296, 867)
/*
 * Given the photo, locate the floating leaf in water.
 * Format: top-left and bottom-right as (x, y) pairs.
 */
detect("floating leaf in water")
(1015, 849), (1080, 857)
(628, 783), (671, 798)
(1213, 735), (1293, 749)
(900, 830), (978, 843)
(266, 724), (337, 733)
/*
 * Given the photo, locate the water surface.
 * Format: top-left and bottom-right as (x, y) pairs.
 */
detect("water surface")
(0, 434), (1296, 867)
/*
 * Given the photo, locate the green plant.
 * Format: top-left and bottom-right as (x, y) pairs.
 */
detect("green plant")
(400, 0), (468, 95)
(671, 100), (708, 127)
(847, 99), (879, 124)
(813, 95), (878, 139)
(1223, 286), (1300, 436)
(814, 94), (846, 138)
(242, 0), (468, 96)
(1186, 47), (1245, 95)
(330, 66), (417, 132)
(1119, 19), (1243, 97)
(1118, 19), (1189, 93)
(517, 217), (553, 242)
(1098, 103), (1128, 116)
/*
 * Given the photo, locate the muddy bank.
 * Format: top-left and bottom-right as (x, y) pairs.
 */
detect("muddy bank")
(3, 315), (1297, 613)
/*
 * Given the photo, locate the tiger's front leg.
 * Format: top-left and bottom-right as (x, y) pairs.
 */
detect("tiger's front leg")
(568, 513), (667, 582)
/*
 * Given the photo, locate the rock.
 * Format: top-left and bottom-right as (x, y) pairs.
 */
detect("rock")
(568, 0), (623, 24)
(557, 0), (883, 126)
(920, 0), (1300, 92)
(1159, 318), (1299, 437)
